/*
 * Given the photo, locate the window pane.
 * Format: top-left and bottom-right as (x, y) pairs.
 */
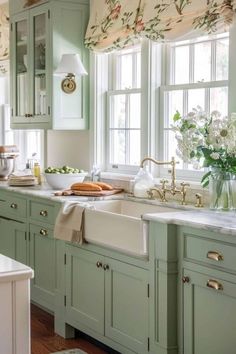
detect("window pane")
(194, 42), (211, 82)
(174, 46), (189, 84)
(188, 88), (205, 111)
(109, 130), (125, 165)
(165, 90), (183, 127)
(120, 54), (133, 89)
(210, 87), (228, 116)
(110, 95), (126, 129)
(136, 52), (141, 88)
(129, 130), (140, 165)
(129, 93), (141, 129)
(164, 130), (184, 169)
(216, 38), (229, 81)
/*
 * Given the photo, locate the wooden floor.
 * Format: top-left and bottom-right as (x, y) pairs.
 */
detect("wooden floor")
(31, 304), (118, 354)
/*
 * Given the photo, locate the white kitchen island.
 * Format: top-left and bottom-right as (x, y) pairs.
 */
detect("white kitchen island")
(0, 254), (33, 354)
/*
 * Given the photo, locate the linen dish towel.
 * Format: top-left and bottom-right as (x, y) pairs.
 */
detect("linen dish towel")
(54, 202), (93, 244)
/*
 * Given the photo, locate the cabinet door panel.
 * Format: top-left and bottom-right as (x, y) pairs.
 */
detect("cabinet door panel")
(0, 217), (27, 263)
(29, 224), (55, 311)
(184, 269), (236, 354)
(105, 259), (149, 354)
(66, 246), (104, 335)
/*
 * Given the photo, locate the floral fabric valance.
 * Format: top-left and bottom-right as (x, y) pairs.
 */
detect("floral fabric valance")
(0, 3), (9, 61)
(85, 0), (236, 52)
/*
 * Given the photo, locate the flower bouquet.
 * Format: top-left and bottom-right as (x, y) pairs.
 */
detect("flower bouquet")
(172, 107), (236, 210)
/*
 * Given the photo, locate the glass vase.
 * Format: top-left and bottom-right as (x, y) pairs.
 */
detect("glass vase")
(209, 169), (235, 211)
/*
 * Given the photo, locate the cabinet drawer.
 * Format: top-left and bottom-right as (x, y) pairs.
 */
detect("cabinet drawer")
(29, 200), (55, 224)
(29, 223), (53, 239)
(184, 234), (236, 273)
(0, 193), (27, 218)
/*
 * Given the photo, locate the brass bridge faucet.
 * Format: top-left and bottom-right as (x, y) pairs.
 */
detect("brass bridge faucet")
(140, 156), (190, 205)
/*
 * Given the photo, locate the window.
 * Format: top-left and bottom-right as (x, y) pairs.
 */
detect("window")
(1, 103), (44, 170)
(107, 45), (142, 172)
(94, 32), (231, 181)
(160, 34), (229, 175)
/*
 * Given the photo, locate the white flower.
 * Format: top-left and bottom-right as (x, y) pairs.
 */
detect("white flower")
(210, 152), (220, 160)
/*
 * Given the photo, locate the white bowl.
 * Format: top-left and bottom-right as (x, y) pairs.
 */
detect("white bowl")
(45, 172), (87, 190)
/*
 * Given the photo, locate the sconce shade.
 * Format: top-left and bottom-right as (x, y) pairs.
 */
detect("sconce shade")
(55, 54), (88, 76)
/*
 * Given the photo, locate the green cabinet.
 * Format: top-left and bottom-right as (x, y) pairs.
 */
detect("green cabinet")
(66, 246), (104, 334)
(183, 268), (236, 354)
(10, 0), (89, 130)
(0, 217), (27, 264)
(0, 189), (58, 313)
(29, 223), (56, 311)
(65, 245), (149, 354)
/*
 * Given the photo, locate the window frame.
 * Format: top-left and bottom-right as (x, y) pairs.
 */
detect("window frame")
(158, 34), (229, 181)
(91, 28), (235, 183)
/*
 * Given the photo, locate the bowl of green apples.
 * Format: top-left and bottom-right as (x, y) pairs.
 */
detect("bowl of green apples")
(44, 166), (87, 190)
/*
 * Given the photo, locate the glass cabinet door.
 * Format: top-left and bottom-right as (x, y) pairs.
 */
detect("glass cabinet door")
(33, 13), (47, 117)
(15, 19), (29, 118)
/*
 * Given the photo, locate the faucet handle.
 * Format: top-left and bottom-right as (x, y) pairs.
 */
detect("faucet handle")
(180, 182), (190, 205)
(180, 182), (190, 188)
(160, 179), (168, 188)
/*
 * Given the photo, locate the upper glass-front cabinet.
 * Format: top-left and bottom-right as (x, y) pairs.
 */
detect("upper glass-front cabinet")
(10, 0), (89, 130)
(11, 5), (50, 128)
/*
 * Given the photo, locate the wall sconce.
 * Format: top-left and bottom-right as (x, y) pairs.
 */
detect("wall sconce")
(55, 54), (88, 94)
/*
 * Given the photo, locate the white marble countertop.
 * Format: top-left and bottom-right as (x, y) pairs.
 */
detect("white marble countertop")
(1, 181), (236, 236)
(143, 209), (236, 236)
(0, 254), (33, 282)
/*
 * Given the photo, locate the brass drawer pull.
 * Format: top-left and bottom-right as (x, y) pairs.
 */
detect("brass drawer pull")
(40, 210), (48, 217)
(103, 264), (109, 271)
(207, 251), (224, 262)
(207, 279), (223, 291)
(10, 203), (18, 209)
(96, 261), (103, 268)
(39, 228), (48, 236)
(182, 276), (190, 284)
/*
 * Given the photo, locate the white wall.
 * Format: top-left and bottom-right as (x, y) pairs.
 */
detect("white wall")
(47, 130), (91, 171)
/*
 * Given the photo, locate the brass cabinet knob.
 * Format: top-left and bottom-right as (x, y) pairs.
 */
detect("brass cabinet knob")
(10, 203), (18, 209)
(103, 264), (110, 271)
(182, 276), (190, 284)
(207, 251), (224, 262)
(40, 210), (48, 217)
(39, 228), (48, 236)
(207, 279), (223, 291)
(96, 261), (103, 268)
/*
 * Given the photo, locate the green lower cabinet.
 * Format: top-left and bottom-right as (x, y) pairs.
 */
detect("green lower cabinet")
(183, 268), (236, 354)
(29, 223), (56, 311)
(65, 245), (149, 354)
(0, 217), (27, 264)
(105, 258), (149, 354)
(65, 246), (105, 334)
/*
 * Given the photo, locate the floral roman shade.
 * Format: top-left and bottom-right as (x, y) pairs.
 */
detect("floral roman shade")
(85, 0), (236, 52)
(0, 3), (9, 61)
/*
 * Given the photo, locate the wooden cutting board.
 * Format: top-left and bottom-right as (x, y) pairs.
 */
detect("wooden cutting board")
(54, 188), (123, 197)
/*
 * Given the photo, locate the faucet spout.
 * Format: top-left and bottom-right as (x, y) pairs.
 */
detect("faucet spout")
(147, 187), (165, 202)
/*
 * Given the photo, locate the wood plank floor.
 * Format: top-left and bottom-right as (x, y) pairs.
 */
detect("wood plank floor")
(31, 304), (119, 354)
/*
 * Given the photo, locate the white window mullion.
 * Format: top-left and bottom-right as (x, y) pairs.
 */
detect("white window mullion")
(211, 40), (217, 81)
(189, 44), (194, 83)
(125, 94), (130, 165)
(205, 87), (210, 114)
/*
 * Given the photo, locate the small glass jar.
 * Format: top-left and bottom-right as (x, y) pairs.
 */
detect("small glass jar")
(34, 162), (41, 185)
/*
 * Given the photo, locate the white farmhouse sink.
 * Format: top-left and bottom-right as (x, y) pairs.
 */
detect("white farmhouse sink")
(84, 200), (177, 257)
